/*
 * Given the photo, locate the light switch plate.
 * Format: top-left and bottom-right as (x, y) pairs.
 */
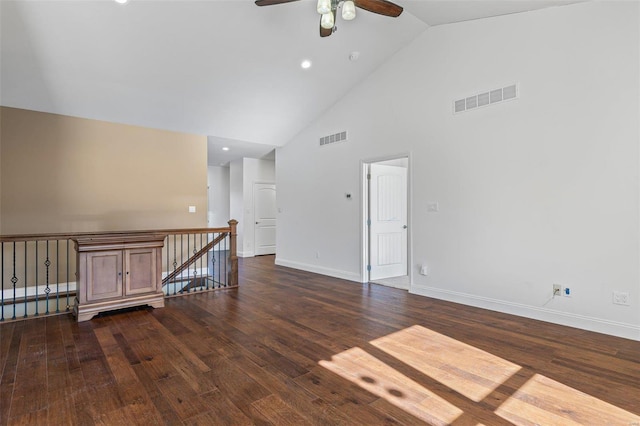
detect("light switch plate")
(188, 206), (196, 213)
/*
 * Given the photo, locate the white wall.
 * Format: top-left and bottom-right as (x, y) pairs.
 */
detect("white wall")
(230, 158), (275, 257)
(207, 165), (230, 227)
(276, 1), (640, 340)
(230, 159), (244, 252)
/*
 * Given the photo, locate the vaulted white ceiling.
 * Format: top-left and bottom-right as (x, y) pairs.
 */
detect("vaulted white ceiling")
(0, 0), (580, 164)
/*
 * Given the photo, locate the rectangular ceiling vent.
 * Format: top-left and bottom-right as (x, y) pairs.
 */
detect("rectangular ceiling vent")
(454, 83), (518, 114)
(320, 131), (347, 147)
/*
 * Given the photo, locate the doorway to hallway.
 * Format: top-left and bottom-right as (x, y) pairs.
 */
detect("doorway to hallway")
(254, 182), (276, 255)
(362, 156), (410, 289)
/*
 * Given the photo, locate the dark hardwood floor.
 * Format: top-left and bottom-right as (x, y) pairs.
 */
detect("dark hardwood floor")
(1, 255), (639, 425)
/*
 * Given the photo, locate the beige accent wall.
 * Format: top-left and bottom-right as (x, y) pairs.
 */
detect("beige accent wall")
(0, 107), (207, 234)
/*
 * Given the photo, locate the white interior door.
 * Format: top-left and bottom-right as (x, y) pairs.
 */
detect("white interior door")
(254, 183), (276, 255)
(369, 164), (408, 280)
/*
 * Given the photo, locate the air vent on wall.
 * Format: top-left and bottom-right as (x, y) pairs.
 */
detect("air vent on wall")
(320, 131), (347, 146)
(453, 83), (518, 114)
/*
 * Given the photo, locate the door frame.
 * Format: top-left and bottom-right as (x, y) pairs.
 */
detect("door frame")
(253, 181), (276, 256)
(360, 153), (412, 284)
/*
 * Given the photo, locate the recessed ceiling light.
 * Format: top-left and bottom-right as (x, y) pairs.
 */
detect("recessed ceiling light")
(115, 0), (129, 4)
(301, 60), (312, 69)
(222, 147), (229, 151)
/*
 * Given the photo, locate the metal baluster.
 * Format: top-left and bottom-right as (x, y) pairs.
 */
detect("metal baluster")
(182, 234), (186, 293)
(1, 242), (4, 321)
(23, 242), (28, 318)
(216, 234), (220, 288)
(185, 234), (189, 293)
(165, 236), (169, 296)
(206, 233), (211, 290)
(216, 233), (220, 288)
(66, 240), (70, 311)
(35, 241), (39, 316)
(56, 240), (60, 313)
(45, 241), (51, 315)
(224, 234), (228, 288)
(11, 242), (17, 320)
(192, 233), (197, 292)
(213, 234), (221, 288)
(199, 233), (203, 291)
(172, 234), (177, 295)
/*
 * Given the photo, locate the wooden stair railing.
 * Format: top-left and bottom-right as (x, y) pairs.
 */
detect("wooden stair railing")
(162, 232), (228, 286)
(0, 219), (239, 321)
(162, 220), (238, 293)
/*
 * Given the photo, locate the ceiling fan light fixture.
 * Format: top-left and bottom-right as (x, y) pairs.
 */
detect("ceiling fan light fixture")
(317, 0), (331, 15)
(320, 12), (334, 29)
(342, 1), (356, 20)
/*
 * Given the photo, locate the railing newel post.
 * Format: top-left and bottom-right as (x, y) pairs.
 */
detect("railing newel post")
(228, 220), (238, 287)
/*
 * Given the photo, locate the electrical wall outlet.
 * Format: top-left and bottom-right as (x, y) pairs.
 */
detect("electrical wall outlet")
(613, 291), (630, 306)
(420, 265), (428, 276)
(553, 284), (561, 296)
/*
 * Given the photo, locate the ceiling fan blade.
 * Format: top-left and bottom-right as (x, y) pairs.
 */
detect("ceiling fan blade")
(354, 0), (403, 17)
(319, 10), (336, 37)
(255, 0), (301, 6)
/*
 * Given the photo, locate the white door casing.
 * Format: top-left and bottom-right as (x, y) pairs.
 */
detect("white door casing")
(369, 164), (408, 280)
(254, 183), (276, 255)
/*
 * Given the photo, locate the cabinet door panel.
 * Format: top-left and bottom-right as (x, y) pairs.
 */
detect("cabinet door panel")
(125, 248), (157, 295)
(87, 251), (123, 301)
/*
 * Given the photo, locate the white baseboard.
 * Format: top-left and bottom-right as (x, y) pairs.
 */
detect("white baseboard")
(1, 282), (77, 299)
(275, 258), (362, 283)
(410, 284), (640, 342)
(238, 250), (255, 258)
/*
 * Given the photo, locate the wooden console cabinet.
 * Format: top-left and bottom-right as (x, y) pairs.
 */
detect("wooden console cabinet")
(73, 233), (167, 322)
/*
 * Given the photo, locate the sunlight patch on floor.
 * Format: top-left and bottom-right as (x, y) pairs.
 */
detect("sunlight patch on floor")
(320, 325), (640, 425)
(495, 373), (640, 425)
(371, 325), (521, 402)
(319, 347), (463, 426)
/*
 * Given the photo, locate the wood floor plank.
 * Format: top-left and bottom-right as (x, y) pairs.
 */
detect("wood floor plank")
(204, 355), (272, 419)
(155, 373), (217, 421)
(130, 362), (183, 425)
(250, 394), (314, 425)
(0, 321), (21, 425)
(46, 391), (78, 426)
(184, 388), (253, 426)
(9, 319), (48, 419)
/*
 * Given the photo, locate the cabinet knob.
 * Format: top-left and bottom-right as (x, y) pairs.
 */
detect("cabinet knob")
(118, 272), (122, 276)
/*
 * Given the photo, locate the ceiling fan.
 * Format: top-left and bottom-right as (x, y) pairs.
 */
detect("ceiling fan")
(255, 0), (403, 37)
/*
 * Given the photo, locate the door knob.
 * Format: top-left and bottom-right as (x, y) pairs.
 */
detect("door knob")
(256, 221), (259, 224)
(403, 225), (408, 229)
